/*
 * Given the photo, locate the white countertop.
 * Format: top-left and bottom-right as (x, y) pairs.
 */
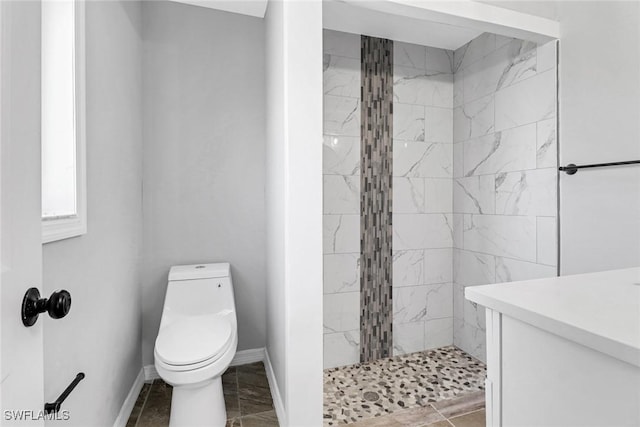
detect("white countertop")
(466, 268), (640, 367)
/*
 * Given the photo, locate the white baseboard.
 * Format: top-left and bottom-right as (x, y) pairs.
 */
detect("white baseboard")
(264, 349), (286, 427)
(229, 347), (265, 367)
(141, 347), (286, 425)
(113, 368), (145, 427)
(144, 364), (160, 381)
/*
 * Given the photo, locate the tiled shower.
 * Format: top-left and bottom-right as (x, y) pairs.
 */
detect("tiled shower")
(322, 29), (558, 368)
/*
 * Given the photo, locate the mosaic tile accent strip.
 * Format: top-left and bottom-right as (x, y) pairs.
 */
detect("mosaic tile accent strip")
(360, 35), (394, 363)
(323, 346), (486, 425)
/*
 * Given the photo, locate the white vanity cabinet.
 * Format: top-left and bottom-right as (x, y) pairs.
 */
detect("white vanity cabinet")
(466, 268), (640, 427)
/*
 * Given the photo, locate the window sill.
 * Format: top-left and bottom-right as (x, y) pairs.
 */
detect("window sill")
(42, 216), (86, 244)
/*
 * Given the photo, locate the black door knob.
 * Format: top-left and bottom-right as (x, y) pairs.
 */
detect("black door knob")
(22, 288), (72, 327)
(47, 290), (71, 319)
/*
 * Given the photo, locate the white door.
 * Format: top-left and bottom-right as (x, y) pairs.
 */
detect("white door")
(0, 1), (45, 425)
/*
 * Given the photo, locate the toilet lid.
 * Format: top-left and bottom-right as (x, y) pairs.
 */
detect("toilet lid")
(155, 314), (232, 366)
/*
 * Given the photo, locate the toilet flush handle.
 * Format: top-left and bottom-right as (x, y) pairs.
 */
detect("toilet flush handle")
(21, 288), (72, 327)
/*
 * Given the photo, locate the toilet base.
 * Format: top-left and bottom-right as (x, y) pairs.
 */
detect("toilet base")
(169, 377), (226, 427)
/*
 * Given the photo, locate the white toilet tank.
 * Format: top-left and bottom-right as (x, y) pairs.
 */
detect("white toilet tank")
(161, 263), (235, 322)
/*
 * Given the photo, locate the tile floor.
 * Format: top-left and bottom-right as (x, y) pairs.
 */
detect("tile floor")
(324, 346), (487, 426)
(127, 347), (485, 427)
(126, 362), (278, 427)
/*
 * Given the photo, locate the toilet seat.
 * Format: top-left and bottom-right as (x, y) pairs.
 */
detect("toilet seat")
(155, 314), (232, 371)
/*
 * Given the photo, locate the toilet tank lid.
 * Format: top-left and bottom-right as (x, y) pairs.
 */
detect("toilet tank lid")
(168, 263), (230, 281)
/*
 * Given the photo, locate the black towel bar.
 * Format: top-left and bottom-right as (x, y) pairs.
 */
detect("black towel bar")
(559, 160), (640, 175)
(44, 373), (85, 414)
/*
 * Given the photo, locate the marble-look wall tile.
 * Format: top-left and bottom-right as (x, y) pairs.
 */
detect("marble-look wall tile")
(323, 30), (361, 366)
(323, 175), (360, 214)
(426, 47), (453, 74)
(323, 30), (360, 59)
(493, 40), (537, 89)
(463, 297), (486, 332)
(394, 67), (430, 106)
(453, 74), (463, 108)
(394, 142), (452, 178)
(394, 283), (453, 324)
(451, 32), (556, 365)
(453, 175), (495, 214)
(536, 119), (557, 169)
(463, 214), (536, 262)
(495, 256), (556, 283)
(394, 214), (453, 250)
(324, 253), (360, 294)
(494, 168), (556, 216)
(453, 283), (464, 320)
(393, 250), (425, 287)
(463, 124), (536, 176)
(425, 178), (452, 213)
(324, 95), (360, 136)
(454, 33), (496, 72)
(452, 214), (463, 248)
(453, 143), (464, 178)
(425, 106), (453, 143)
(463, 40), (537, 104)
(393, 103), (425, 141)
(393, 322), (425, 356)
(324, 330), (359, 369)
(425, 72), (454, 108)
(424, 317), (454, 349)
(453, 249), (495, 286)
(424, 248), (453, 284)
(323, 292), (360, 333)
(495, 69), (556, 131)
(537, 41), (557, 74)
(393, 177), (425, 213)
(395, 41), (426, 70)
(323, 214), (360, 254)
(453, 319), (486, 362)
(453, 94), (494, 142)
(323, 135), (360, 176)
(537, 217), (557, 266)
(495, 35), (514, 50)
(324, 54), (361, 98)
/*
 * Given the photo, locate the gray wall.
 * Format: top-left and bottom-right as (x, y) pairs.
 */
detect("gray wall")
(42, 1), (143, 425)
(141, 1), (266, 366)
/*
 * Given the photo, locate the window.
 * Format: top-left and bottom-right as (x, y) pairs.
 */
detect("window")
(41, 0), (86, 243)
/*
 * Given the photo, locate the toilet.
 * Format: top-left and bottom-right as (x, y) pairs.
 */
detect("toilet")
(154, 263), (238, 427)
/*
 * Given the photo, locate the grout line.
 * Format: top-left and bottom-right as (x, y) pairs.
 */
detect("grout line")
(429, 402), (448, 422)
(134, 382), (153, 427)
(235, 367), (241, 419)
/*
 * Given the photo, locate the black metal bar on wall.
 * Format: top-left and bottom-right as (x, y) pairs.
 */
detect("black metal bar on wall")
(360, 35), (393, 363)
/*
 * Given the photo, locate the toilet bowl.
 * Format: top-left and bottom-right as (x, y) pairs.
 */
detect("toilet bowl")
(154, 263), (238, 427)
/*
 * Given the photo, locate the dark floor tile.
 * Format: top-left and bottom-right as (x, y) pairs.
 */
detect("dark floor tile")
(241, 410), (279, 427)
(136, 380), (172, 427)
(431, 391), (484, 419)
(449, 410), (485, 427)
(226, 417), (242, 427)
(223, 367), (240, 419)
(237, 362), (273, 415)
(349, 414), (404, 427)
(390, 405), (445, 426)
(126, 383), (152, 427)
(223, 366), (237, 385)
(237, 362), (270, 389)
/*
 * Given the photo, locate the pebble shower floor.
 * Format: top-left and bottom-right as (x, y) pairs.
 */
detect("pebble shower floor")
(323, 346), (486, 425)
